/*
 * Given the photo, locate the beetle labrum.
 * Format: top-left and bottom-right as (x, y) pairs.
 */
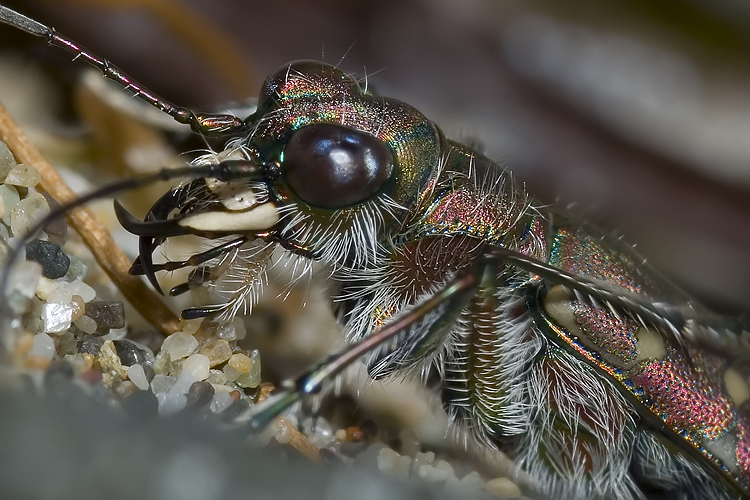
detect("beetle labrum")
(2, 5), (750, 500)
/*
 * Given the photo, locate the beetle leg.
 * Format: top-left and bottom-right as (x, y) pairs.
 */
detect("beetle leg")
(180, 305), (229, 320)
(486, 247), (750, 362)
(247, 270), (479, 431)
(168, 267), (212, 297)
(129, 237), (248, 275)
(114, 200), (194, 238)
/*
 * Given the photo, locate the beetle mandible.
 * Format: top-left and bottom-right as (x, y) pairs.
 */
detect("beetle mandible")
(1, 5), (750, 499)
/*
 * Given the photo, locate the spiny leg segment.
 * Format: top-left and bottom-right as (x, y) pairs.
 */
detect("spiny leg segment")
(247, 269), (480, 431)
(129, 237), (249, 280)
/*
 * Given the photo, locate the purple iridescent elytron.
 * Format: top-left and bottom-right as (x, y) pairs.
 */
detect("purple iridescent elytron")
(542, 224), (750, 494)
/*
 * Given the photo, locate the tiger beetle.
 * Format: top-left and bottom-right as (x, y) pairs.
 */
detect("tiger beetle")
(1, 4), (750, 499)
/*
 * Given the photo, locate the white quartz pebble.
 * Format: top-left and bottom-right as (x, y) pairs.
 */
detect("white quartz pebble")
(182, 354), (210, 381)
(233, 317), (246, 340)
(4, 163), (41, 187)
(178, 318), (202, 335)
(418, 464), (449, 483)
(206, 369), (227, 385)
(412, 451), (435, 474)
(151, 374), (177, 394)
(73, 315), (97, 334)
(0, 185), (19, 224)
(42, 302), (73, 334)
(47, 287), (72, 305)
(301, 416), (335, 448)
(35, 276), (60, 301)
(235, 350), (261, 388)
(273, 419), (291, 444)
(127, 364), (149, 390)
(209, 391), (234, 414)
(0, 140), (16, 180)
(12, 260), (41, 298)
(66, 279), (96, 302)
(460, 471), (485, 490)
(156, 392), (187, 416)
(101, 326), (127, 341)
(169, 369), (195, 395)
(434, 459), (455, 479)
(377, 448), (412, 480)
(217, 322), (236, 341)
(161, 332), (198, 360)
(28, 333), (55, 360)
(10, 191), (49, 237)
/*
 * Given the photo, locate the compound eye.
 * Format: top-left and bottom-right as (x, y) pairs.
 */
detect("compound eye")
(282, 123), (394, 209)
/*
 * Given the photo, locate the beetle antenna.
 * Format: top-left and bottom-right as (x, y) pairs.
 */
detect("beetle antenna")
(0, 5), (247, 136)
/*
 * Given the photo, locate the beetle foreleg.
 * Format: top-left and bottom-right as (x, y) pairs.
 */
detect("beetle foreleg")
(129, 237), (248, 276)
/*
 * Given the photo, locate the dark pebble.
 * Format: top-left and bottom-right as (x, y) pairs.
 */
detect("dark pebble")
(85, 300), (125, 330)
(121, 390), (159, 420)
(245, 385), (261, 402)
(185, 381), (215, 411)
(127, 328), (163, 355)
(25, 240), (70, 279)
(78, 334), (102, 356)
(113, 340), (147, 366)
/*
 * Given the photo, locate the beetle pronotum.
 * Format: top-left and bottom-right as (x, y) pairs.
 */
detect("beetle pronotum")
(2, 4), (750, 499)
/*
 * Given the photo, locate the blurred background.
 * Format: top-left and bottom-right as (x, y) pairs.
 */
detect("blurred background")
(1, 0), (749, 316)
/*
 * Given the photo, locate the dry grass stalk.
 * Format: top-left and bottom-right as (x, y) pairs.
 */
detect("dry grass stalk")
(0, 100), (181, 336)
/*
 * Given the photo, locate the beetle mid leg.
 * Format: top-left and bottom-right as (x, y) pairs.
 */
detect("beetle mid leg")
(339, 236), (542, 444)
